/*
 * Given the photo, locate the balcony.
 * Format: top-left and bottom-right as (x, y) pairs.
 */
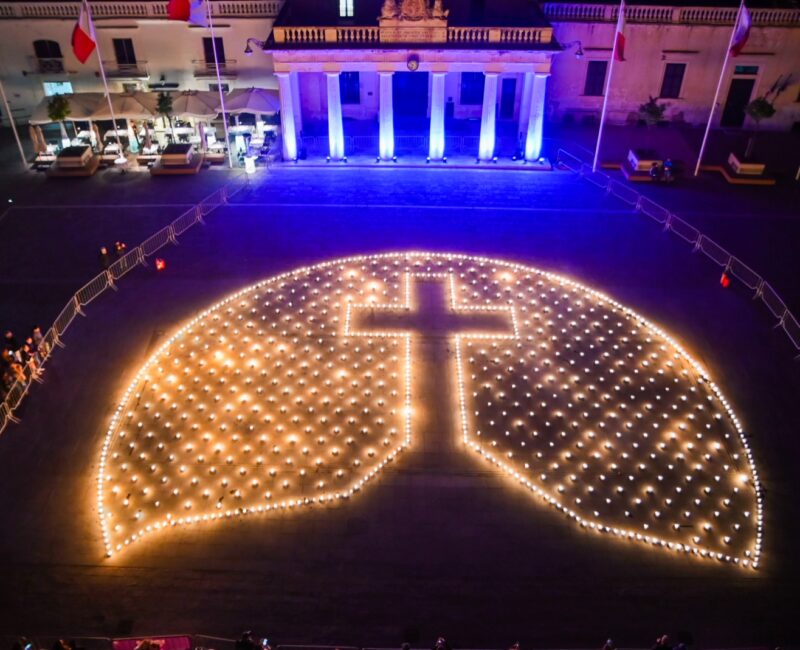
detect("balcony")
(273, 24), (554, 47)
(542, 2), (800, 27)
(192, 59), (238, 79)
(102, 61), (150, 80)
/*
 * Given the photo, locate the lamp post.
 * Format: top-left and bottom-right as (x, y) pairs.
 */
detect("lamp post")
(243, 38), (268, 57)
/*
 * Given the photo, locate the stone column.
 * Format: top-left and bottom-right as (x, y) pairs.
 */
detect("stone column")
(326, 72), (345, 160)
(290, 71), (303, 135)
(379, 71), (394, 160)
(478, 72), (499, 160)
(429, 72), (446, 160)
(518, 72), (534, 144)
(276, 72), (297, 161)
(525, 73), (549, 162)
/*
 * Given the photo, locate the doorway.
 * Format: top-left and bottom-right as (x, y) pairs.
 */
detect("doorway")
(721, 78), (755, 128)
(393, 72), (429, 129)
(500, 78), (516, 119)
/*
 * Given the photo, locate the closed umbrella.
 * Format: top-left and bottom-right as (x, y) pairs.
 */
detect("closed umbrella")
(92, 123), (103, 149)
(28, 124), (44, 154)
(220, 87), (280, 115)
(143, 127), (152, 151)
(198, 122), (206, 152)
(35, 125), (47, 152)
(172, 91), (219, 120)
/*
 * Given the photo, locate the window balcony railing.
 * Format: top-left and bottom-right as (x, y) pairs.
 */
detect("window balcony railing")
(542, 2), (800, 27)
(102, 60), (150, 79)
(192, 59), (238, 78)
(35, 56), (66, 74)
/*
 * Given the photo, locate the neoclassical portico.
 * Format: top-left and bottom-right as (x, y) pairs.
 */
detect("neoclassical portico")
(267, 0), (557, 162)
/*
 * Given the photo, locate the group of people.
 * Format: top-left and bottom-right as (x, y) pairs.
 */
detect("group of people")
(648, 158), (676, 183)
(98, 240), (129, 270)
(1, 327), (46, 402)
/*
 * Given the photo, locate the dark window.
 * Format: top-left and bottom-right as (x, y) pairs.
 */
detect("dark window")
(460, 72), (485, 105)
(203, 37), (226, 66)
(209, 83), (230, 93)
(340, 71), (360, 104)
(583, 61), (608, 96)
(113, 38), (137, 66)
(734, 65), (758, 76)
(34, 39), (62, 59)
(659, 63), (686, 99)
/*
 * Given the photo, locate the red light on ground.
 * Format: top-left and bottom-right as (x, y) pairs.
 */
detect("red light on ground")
(155, 258), (166, 271)
(720, 272), (730, 288)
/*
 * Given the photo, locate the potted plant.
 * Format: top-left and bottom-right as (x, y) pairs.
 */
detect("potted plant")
(627, 96), (669, 173)
(157, 91), (176, 139)
(728, 75), (788, 176)
(638, 95), (668, 127)
(47, 94), (71, 147)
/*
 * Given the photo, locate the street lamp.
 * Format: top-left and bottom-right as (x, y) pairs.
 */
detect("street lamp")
(562, 40), (585, 59)
(244, 38), (268, 56)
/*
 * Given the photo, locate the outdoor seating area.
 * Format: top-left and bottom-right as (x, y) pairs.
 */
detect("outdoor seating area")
(26, 89), (281, 176)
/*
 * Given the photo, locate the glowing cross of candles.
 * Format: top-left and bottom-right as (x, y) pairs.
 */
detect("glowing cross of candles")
(346, 272), (517, 457)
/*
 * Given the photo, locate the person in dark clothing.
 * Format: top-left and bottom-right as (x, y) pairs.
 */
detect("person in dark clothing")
(99, 246), (111, 270)
(4, 330), (19, 352)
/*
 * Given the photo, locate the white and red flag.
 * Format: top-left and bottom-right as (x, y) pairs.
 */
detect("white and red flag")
(730, 4), (752, 56)
(168, 0), (208, 27)
(614, 0), (627, 62)
(71, 1), (97, 64)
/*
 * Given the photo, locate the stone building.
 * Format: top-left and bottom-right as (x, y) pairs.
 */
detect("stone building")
(0, 0), (798, 161)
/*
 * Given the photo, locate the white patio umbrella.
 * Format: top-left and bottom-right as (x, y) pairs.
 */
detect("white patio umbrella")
(90, 92), (157, 120)
(29, 92), (104, 124)
(220, 87), (280, 115)
(171, 91), (219, 120)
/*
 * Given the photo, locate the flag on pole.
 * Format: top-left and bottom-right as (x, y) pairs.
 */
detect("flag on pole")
(72, 1), (97, 64)
(614, 0), (627, 62)
(729, 4), (751, 56)
(168, 0), (208, 26)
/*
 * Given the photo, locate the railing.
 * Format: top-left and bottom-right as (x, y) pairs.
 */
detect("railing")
(543, 2), (800, 26)
(0, 176), (248, 437)
(0, 0), (283, 19)
(274, 25), (552, 45)
(556, 148), (800, 360)
(102, 61), (150, 78)
(193, 59), (238, 76)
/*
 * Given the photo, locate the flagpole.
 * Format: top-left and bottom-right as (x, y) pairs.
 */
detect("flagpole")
(0, 78), (27, 167)
(207, 0), (234, 168)
(693, 0), (744, 177)
(85, 0), (124, 161)
(592, 0), (624, 172)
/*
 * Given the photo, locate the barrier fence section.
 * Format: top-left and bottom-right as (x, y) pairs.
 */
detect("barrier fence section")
(556, 148), (800, 359)
(0, 175), (248, 436)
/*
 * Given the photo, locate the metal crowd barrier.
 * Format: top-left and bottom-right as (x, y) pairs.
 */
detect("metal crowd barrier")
(0, 175), (247, 436)
(556, 148), (800, 359)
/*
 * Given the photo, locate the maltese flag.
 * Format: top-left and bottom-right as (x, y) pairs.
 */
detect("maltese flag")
(71, 1), (97, 64)
(168, 0), (209, 27)
(730, 4), (752, 56)
(614, 0), (627, 62)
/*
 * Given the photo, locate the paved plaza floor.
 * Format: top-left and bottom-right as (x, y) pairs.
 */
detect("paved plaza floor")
(0, 160), (799, 647)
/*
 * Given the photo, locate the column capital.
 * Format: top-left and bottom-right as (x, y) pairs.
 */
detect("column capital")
(483, 71), (500, 78)
(378, 70), (395, 77)
(534, 72), (551, 79)
(325, 71), (341, 78)
(275, 71), (291, 78)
